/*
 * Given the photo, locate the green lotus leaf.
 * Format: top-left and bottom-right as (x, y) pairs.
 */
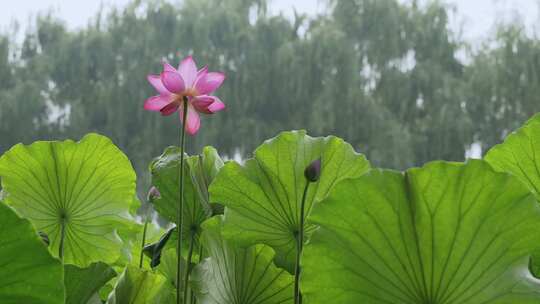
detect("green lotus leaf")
(187, 146), (225, 216)
(150, 146), (216, 248)
(65, 262), (116, 304)
(0, 133), (137, 267)
(191, 217), (294, 304)
(209, 130), (370, 270)
(106, 265), (176, 304)
(111, 199), (169, 270)
(302, 160), (540, 304)
(485, 113), (540, 275)
(485, 113), (540, 200)
(113, 220), (143, 268)
(0, 203), (64, 303)
(101, 214), (164, 299)
(156, 247), (189, 291)
(86, 293), (103, 304)
(128, 196), (142, 217)
(99, 220), (169, 304)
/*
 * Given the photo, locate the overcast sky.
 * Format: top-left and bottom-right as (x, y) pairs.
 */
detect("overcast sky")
(0, 0), (538, 42)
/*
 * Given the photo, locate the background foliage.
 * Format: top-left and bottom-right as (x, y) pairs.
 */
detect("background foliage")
(0, 0), (539, 189)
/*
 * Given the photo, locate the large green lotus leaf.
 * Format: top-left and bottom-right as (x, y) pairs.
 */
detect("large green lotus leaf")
(302, 160), (540, 304)
(0, 203), (64, 303)
(191, 217), (294, 304)
(150, 147), (211, 248)
(0, 133), (137, 266)
(485, 113), (540, 200)
(65, 262), (116, 304)
(485, 113), (540, 275)
(209, 130), (370, 270)
(106, 265), (176, 304)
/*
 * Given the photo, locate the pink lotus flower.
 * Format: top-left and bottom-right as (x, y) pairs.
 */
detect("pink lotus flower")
(144, 56), (226, 135)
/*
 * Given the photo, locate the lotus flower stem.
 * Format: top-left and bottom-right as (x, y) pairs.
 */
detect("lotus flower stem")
(191, 288), (196, 304)
(183, 229), (196, 303)
(139, 211), (149, 268)
(191, 243), (204, 304)
(59, 216), (66, 263)
(177, 96), (189, 304)
(197, 243), (204, 264)
(144, 56), (226, 304)
(294, 182), (310, 304)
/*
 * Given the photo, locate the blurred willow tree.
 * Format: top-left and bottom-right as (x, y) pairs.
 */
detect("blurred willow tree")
(0, 0), (539, 187)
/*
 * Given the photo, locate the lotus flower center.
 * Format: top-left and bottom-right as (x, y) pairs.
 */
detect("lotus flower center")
(171, 88), (198, 105)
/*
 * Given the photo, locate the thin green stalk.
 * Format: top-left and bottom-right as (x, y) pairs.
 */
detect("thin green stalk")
(191, 243), (203, 304)
(294, 182), (310, 304)
(197, 243), (204, 263)
(183, 230), (196, 303)
(139, 208), (149, 268)
(59, 216), (66, 263)
(177, 96), (189, 304)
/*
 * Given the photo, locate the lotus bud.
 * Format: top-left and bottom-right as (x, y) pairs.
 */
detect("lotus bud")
(304, 158), (321, 182)
(147, 186), (161, 203)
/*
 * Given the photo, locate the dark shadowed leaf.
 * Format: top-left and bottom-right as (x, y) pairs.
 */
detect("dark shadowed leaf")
(0, 203), (64, 303)
(65, 262), (116, 304)
(143, 227), (175, 267)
